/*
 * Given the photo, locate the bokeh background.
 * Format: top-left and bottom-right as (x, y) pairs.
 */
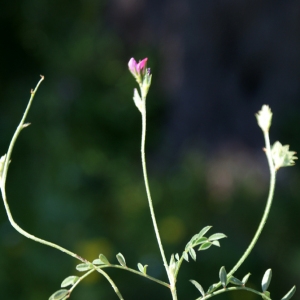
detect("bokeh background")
(1, 0), (300, 299)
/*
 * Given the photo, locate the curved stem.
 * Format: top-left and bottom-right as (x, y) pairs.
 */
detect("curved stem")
(209, 130), (276, 293)
(0, 76), (85, 262)
(198, 286), (271, 300)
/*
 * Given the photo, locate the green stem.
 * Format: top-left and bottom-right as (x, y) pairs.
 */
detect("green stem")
(101, 264), (170, 288)
(140, 97), (175, 297)
(199, 286), (271, 300)
(1, 77), (125, 299)
(0, 76), (83, 261)
(207, 129), (276, 294)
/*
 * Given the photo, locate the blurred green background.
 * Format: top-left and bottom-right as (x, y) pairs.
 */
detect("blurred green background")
(1, 0), (300, 299)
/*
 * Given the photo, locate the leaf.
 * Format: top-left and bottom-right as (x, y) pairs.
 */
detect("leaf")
(194, 237), (208, 245)
(116, 253), (126, 267)
(219, 266), (227, 288)
(175, 253), (180, 261)
(242, 273), (251, 285)
(207, 283), (218, 293)
(281, 286), (296, 300)
(49, 289), (69, 300)
(208, 233), (227, 241)
(93, 258), (105, 265)
(76, 263), (92, 272)
(185, 234), (198, 250)
(211, 240), (220, 247)
(143, 265), (148, 274)
(198, 242), (212, 251)
(137, 263), (144, 273)
(262, 269), (272, 292)
(137, 263), (148, 274)
(183, 251), (189, 262)
(229, 276), (243, 286)
(99, 254), (110, 265)
(189, 247), (197, 261)
(61, 276), (79, 287)
(198, 226), (212, 238)
(190, 280), (205, 297)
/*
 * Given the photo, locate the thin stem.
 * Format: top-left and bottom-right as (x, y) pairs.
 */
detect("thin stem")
(227, 130), (276, 276)
(101, 264), (170, 288)
(0, 76), (84, 261)
(1, 77), (125, 299)
(140, 99), (175, 297)
(199, 286), (271, 300)
(208, 129), (276, 294)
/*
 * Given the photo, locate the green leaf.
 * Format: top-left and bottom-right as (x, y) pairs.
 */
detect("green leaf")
(189, 247), (197, 261)
(116, 253), (126, 267)
(281, 286), (296, 300)
(211, 240), (220, 247)
(137, 263), (148, 274)
(219, 266), (227, 288)
(143, 265), (148, 274)
(190, 279), (205, 297)
(229, 276), (243, 286)
(198, 226), (212, 238)
(76, 263), (92, 272)
(99, 254), (110, 265)
(183, 251), (189, 262)
(262, 269), (272, 292)
(194, 237), (208, 245)
(207, 283), (218, 293)
(49, 289), (69, 300)
(175, 253), (180, 261)
(61, 276), (79, 287)
(208, 233), (227, 241)
(93, 258), (105, 265)
(242, 273), (251, 285)
(137, 263), (144, 273)
(198, 242), (212, 251)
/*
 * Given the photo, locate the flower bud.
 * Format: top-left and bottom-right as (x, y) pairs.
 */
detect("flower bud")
(256, 105), (272, 132)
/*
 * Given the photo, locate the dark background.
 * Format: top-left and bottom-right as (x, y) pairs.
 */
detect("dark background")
(0, 0), (300, 299)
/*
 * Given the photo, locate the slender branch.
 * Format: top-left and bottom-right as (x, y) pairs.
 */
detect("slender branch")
(0, 76), (87, 261)
(140, 98), (177, 299)
(100, 264), (170, 288)
(140, 105), (169, 270)
(198, 286), (271, 300)
(207, 129), (277, 294)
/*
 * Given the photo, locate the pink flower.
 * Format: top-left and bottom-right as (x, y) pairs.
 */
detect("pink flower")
(128, 57), (148, 76)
